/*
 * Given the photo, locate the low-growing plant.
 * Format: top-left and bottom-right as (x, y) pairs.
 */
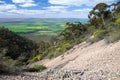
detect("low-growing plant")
(93, 29), (106, 41)
(115, 18), (120, 25)
(63, 42), (71, 50)
(0, 57), (21, 74)
(106, 30), (120, 43)
(28, 54), (42, 63)
(24, 65), (47, 72)
(47, 52), (54, 59)
(56, 47), (62, 52)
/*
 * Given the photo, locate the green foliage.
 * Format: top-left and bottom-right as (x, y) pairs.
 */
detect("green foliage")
(24, 65), (47, 72)
(63, 42), (72, 50)
(0, 19), (87, 37)
(56, 47), (62, 52)
(87, 2), (120, 42)
(47, 52), (54, 59)
(0, 55), (21, 74)
(37, 41), (50, 53)
(1, 2), (120, 69)
(93, 30), (106, 37)
(0, 27), (38, 62)
(88, 26), (96, 32)
(60, 22), (87, 40)
(28, 54), (42, 63)
(93, 29), (106, 40)
(115, 18), (120, 25)
(57, 41), (72, 51)
(34, 65), (46, 71)
(106, 29), (120, 43)
(88, 3), (112, 28)
(36, 55), (42, 60)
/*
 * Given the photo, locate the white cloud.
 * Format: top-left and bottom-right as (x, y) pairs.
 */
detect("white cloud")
(12, 0), (37, 7)
(49, 0), (116, 6)
(0, 4), (16, 11)
(9, 9), (89, 18)
(0, 4), (90, 18)
(8, 9), (45, 15)
(45, 6), (68, 12)
(12, 0), (34, 4)
(0, 0), (5, 3)
(0, 1), (102, 18)
(74, 8), (92, 12)
(19, 3), (37, 7)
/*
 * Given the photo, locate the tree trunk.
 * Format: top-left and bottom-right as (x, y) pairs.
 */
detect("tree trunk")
(101, 14), (106, 28)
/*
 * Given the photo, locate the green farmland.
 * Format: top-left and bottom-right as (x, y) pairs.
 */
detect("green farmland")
(0, 18), (88, 42)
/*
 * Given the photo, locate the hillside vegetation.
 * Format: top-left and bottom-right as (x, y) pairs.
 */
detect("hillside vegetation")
(0, 1), (120, 75)
(0, 28), (38, 73)
(30, 2), (120, 63)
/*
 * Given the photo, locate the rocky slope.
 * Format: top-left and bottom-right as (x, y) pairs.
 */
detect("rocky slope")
(1, 39), (120, 80)
(28, 39), (120, 80)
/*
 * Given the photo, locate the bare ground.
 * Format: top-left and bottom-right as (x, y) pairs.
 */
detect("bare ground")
(1, 39), (120, 80)
(28, 39), (120, 79)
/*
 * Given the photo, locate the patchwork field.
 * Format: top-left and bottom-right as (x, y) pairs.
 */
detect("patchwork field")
(0, 18), (88, 42)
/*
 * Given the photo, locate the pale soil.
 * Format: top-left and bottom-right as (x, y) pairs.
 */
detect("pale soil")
(30, 39), (120, 72)
(1, 39), (120, 80)
(27, 39), (120, 79)
(63, 40), (120, 71)
(28, 41), (91, 68)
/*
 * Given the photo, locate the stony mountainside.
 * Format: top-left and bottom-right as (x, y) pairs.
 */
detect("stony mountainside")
(26, 39), (120, 80)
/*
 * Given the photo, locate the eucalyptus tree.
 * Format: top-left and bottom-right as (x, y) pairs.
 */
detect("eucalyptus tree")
(110, 2), (120, 19)
(116, 2), (120, 13)
(88, 3), (111, 29)
(60, 22), (86, 40)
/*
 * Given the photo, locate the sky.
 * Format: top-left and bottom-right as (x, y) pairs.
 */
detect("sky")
(0, 0), (118, 18)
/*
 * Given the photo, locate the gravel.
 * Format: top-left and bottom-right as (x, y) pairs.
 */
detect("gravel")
(0, 68), (120, 80)
(1, 40), (120, 80)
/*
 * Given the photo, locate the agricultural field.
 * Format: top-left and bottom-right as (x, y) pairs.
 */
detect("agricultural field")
(0, 18), (88, 42)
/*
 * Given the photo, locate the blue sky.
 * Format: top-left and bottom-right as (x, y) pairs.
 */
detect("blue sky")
(0, 0), (118, 18)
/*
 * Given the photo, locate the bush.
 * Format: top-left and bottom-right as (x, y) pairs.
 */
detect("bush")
(28, 54), (42, 63)
(35, 55), (42, 61)
(0, 58), (20, 74)
(47, 52), (54, 59)
(63, 42), (71, 50)
(0, 28), (38, 61)
(106, 30), (120, 43)
(25, 65), (47, 72)
(115, 18), (120, 25)
(87, 26), (96, 33)
(56, 47), (62, 52)
(93, 29), (106, 41)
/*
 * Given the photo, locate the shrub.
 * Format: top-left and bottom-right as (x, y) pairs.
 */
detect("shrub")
(0, 58), (20, 74)
(28, 54), (42, 63)
(47, 52), (54, 59)
(56, 47), (62, 52)
(35, 55), (42, 61)
(115, 18), (120, 25)
(93, 29), (106, 41)
(0, 61), (8, 73)
(63, 42), (71, 50)
(25, 65), (47, 72)
(106, 30), (120, 43)
(87, 26), (96, 33)
(0, 28), (38, 61)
